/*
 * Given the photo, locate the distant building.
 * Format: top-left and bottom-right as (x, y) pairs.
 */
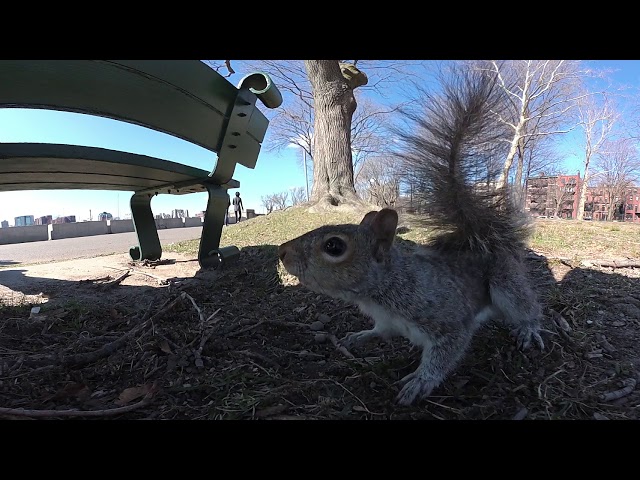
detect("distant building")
(585, 186), (640, 222)
(14, 215), (35, 227)
(525, 173), (581, 219)
(1, 220), (8, 229)
(171, 209), (188, 218)
(52, 215), (76, 224)
(97, 212), (113, 221)
(34, 215), (53, 225)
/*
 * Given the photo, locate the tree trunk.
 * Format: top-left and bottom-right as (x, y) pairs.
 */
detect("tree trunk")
(497, 120), (524, 189)
(576, 160), (590, 221)
(304, 60), (364, 208)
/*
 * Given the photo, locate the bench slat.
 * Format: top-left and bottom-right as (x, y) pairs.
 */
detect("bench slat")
(0, 143), (238, 194)
(0, 60), (237, 155)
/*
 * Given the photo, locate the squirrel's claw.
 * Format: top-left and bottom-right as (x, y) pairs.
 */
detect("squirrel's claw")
(395, 375), (438, 406)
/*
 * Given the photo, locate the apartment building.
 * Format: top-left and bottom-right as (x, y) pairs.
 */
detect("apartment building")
(14, 215), (35, 226)
(525, 173), (581, 219)
(585, 186), (640, 222)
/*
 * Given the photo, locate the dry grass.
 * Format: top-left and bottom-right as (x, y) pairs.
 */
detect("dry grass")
(530, 219), (640, 260)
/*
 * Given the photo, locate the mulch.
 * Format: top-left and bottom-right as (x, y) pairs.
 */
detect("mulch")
(1, 246), (640, 420)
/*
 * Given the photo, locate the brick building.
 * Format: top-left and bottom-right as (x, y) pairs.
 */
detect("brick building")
(34, 215), (53, 225)
(52, 215), (76, 224)
(585, 186), (640, 222)
(525, 173), (581, 219)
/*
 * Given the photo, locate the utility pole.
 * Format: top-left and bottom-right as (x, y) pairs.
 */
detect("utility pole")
(303, 148), (310, 201)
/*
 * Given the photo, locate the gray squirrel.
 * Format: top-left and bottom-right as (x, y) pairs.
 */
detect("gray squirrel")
(278, 67), (545, 406)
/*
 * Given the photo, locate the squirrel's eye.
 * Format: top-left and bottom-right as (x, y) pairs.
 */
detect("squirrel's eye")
(323, 237), (347, 257)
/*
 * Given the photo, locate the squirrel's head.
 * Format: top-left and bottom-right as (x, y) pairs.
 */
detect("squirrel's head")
(278, 208), (398, 298)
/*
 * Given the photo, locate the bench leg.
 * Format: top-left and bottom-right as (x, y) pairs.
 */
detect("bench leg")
(199, 184), (240, 269)
(130, 192), (162, 261)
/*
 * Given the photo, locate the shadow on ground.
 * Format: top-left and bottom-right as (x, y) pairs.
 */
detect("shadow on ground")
(1, 241), (639, 420)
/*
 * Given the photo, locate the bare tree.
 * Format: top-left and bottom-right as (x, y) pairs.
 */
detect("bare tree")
(272, 191), (289, 210)
(261, 195), (275, 214)
(356, 156), (403, 207)
(593, 138), (640, 220)
(480, 60), (591, 190)
(575, 93), (618, 220)
(290, 186), (307, 206)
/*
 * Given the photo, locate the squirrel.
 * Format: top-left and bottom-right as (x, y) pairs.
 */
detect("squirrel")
(277, 66), (545, 406)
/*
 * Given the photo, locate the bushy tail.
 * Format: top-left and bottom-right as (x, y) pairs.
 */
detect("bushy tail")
(398, 64), (531, 257)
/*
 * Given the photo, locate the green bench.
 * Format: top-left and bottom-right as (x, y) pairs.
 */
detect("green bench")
(0, 60), (282, 268)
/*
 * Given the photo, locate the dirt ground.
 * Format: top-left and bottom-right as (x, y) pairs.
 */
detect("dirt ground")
(1, 243), (640, 420)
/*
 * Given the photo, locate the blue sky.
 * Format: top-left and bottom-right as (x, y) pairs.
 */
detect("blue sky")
(1, 60), (638, 225)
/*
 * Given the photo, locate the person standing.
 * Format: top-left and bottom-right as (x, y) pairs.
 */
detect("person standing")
(232, 191), (244, 223)
(224, 192), (231, 226)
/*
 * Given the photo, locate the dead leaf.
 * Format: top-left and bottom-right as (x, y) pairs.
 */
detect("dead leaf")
(158, 340), (173, 354)
(115, 384), (153, 405)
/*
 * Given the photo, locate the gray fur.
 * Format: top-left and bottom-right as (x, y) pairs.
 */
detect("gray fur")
(278, 67), (544, 406)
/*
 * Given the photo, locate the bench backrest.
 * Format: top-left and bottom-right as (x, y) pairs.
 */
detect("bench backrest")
(0, 60), (282, 183)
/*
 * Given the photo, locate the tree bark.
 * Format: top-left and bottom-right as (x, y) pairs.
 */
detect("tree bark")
(304, 60), (365, 208)
(576, 163), (590, 220)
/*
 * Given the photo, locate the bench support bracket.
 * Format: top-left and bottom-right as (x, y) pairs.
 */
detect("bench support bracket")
(129, 192), (162, 262)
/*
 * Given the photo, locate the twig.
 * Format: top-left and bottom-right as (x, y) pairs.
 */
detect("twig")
(183, 292), (205, 327)
(601, 378), (637, 402)
(62, 295), (184, 367)
(130, 269), (169, 285)
(100, 270), (130, 288)
(205, 308), (222, 323)
(327, 334), (356, 360)
(0, 388), (157, 418)
(11, 294), (183, 370)
(595, 333), (616, 353)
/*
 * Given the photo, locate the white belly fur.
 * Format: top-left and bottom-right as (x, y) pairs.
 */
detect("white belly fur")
(357, 300), (432, 348)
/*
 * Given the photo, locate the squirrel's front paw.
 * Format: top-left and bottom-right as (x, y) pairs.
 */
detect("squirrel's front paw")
(395, 373), (439, 406)
(340, 330), (374, 349)
(512, 325), (545, 351)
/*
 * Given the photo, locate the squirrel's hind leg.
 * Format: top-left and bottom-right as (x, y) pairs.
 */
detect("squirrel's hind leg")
(395, 327), (473, 406)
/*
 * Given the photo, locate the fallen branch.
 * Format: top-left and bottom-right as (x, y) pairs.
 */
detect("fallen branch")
(582, 259), (640, 269)
(0, 386), (157, 418)
(601, 378), (637, 402)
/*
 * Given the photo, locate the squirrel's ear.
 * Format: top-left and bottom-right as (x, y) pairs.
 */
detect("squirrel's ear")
(369, 209), (398, 255)
(360, 210), (378, 226)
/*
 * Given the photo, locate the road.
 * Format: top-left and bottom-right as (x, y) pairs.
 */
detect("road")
(0, 227), (205, 267)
